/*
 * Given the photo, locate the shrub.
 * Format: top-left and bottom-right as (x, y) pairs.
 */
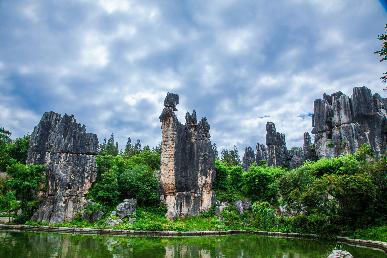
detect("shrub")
(252, 201), (277, 230)
(242, 165), (285, 203)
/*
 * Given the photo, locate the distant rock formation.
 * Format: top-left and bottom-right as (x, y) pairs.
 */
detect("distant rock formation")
(249, 122), (289, 168)
(159, 93), (215, 219)
(243, 123), (317, 170)
(312, 86), (386, 158)
(242, 146), (255, 170)
(27, 111), (98, 224)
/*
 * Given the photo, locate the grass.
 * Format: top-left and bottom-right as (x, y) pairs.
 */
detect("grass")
(347, 225), (387, 242)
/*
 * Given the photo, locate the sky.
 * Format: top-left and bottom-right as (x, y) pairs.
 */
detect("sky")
(0, 0), (386, 154)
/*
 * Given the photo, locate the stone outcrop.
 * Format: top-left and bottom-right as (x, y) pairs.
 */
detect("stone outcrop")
(242, 146), (255, 170)
(252, 122), (289, 167)
(107, 199), (137, 226)
(312, 87), (386, 158)
(159, 93), (215, 219)
(244, 124), (317, 169)
(27, 111), (98, 224)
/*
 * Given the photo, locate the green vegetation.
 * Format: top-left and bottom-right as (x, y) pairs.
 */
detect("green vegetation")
(0, 128), (46, 223)
(0, 127), (386, 242)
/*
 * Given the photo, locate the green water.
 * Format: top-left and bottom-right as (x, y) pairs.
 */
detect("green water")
(0, 231), (385, 258)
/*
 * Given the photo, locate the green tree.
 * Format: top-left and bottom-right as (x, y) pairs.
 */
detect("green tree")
(221, 146), (240, 166)
(5, 163), (46, 222)
(375, 24), (387, 84)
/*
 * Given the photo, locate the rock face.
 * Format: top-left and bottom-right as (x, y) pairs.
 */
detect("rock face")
(159, 93), (216, 219)
(242, 146), (255, 170)
(27, 112), (98, 224)
(252, 122), (289, 167)
(312, 87), (386, 158)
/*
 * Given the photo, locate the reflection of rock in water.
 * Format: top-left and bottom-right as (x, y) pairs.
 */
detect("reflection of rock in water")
(164, 245), (212, 258)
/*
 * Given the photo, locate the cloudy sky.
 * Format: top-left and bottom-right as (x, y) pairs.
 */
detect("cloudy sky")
(0, 0), (386, 153)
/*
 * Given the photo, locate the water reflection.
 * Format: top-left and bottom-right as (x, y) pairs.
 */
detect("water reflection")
(0, 231), (384, 258)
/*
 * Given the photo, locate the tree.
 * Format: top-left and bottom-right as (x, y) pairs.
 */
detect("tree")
(221, 146), (240, 166)
(100, 134), (119, 156)
(375, 24), (387, 86)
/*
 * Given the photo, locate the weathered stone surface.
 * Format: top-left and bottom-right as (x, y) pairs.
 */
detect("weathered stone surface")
(242, 146), (255, 171)
(266, 122), (288, 167)
(327, 249), (353, 258)
(28, 112), (98, 224)
(215, 201), (229, 216)
(115, 199), (137, 219)
(312, 87), (386, 158)
(234, 200), (251, 214)
(255, 143), (268, 164)
(159, 93), (215, 219)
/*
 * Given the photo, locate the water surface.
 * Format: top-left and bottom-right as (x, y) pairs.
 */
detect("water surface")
(0, 231), (385, 258)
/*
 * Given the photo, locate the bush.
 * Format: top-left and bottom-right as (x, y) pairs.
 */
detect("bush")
(252, 201), (277, 230)
(242, 165), (284, 203)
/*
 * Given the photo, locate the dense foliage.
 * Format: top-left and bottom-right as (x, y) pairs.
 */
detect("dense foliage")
(0, 128), (45, 222)
(89, 146), (161, 208)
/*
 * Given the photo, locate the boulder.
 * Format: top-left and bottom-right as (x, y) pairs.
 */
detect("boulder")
(115, 199), (137, 219)
(327, 250), (353, 258)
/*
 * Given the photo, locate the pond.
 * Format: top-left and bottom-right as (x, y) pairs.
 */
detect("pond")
(0, 231), (385, 258)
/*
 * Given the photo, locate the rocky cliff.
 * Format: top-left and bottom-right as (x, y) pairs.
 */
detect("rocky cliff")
(27, 111), (98, 224)
(312, 86), (386, 158)
(159, 93), (215, 219)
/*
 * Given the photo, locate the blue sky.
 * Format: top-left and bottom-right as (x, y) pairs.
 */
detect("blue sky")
(0, 0), (386, 152)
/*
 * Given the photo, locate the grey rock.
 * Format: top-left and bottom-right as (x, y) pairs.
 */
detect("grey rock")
(28, 112), (98, 224)
(255, 143), (268, 164)
(327, 249), (353, 258)
(312, 87), (386, 158)
(115, 199), (137, 219)
(159, 93), (216, 219)
(242, 146), (255, 171)
(106, 218), (123, 227)
(234, 200), (252, 214)
(265, 122), (288, 167)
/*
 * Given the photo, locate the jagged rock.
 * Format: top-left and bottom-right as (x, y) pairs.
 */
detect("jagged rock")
(28, 112), (98, 224)
(242, 146), (255, 170)
(234, 200), (251, 214)
(303, 132), (317, 161)
(327, 250), (353, 258)
(312, 87), (386, 158)
(159, 93), (215, 219)
(115, 199), (137, 219)
(255, 143), (268, 165)
(266, 122), (288, 167)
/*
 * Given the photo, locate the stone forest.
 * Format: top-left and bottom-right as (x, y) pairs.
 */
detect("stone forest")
(0, 86), (386, 256)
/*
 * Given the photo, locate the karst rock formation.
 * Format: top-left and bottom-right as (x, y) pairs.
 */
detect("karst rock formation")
(27, 111), (98, 224)
(159, 93), (216, 219)
(243, 122), (315, 170)
(312, 86), (386, 158)
(243, 86), (385, 169)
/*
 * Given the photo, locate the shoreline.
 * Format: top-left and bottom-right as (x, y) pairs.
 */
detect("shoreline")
(0, 224), (386, 253)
